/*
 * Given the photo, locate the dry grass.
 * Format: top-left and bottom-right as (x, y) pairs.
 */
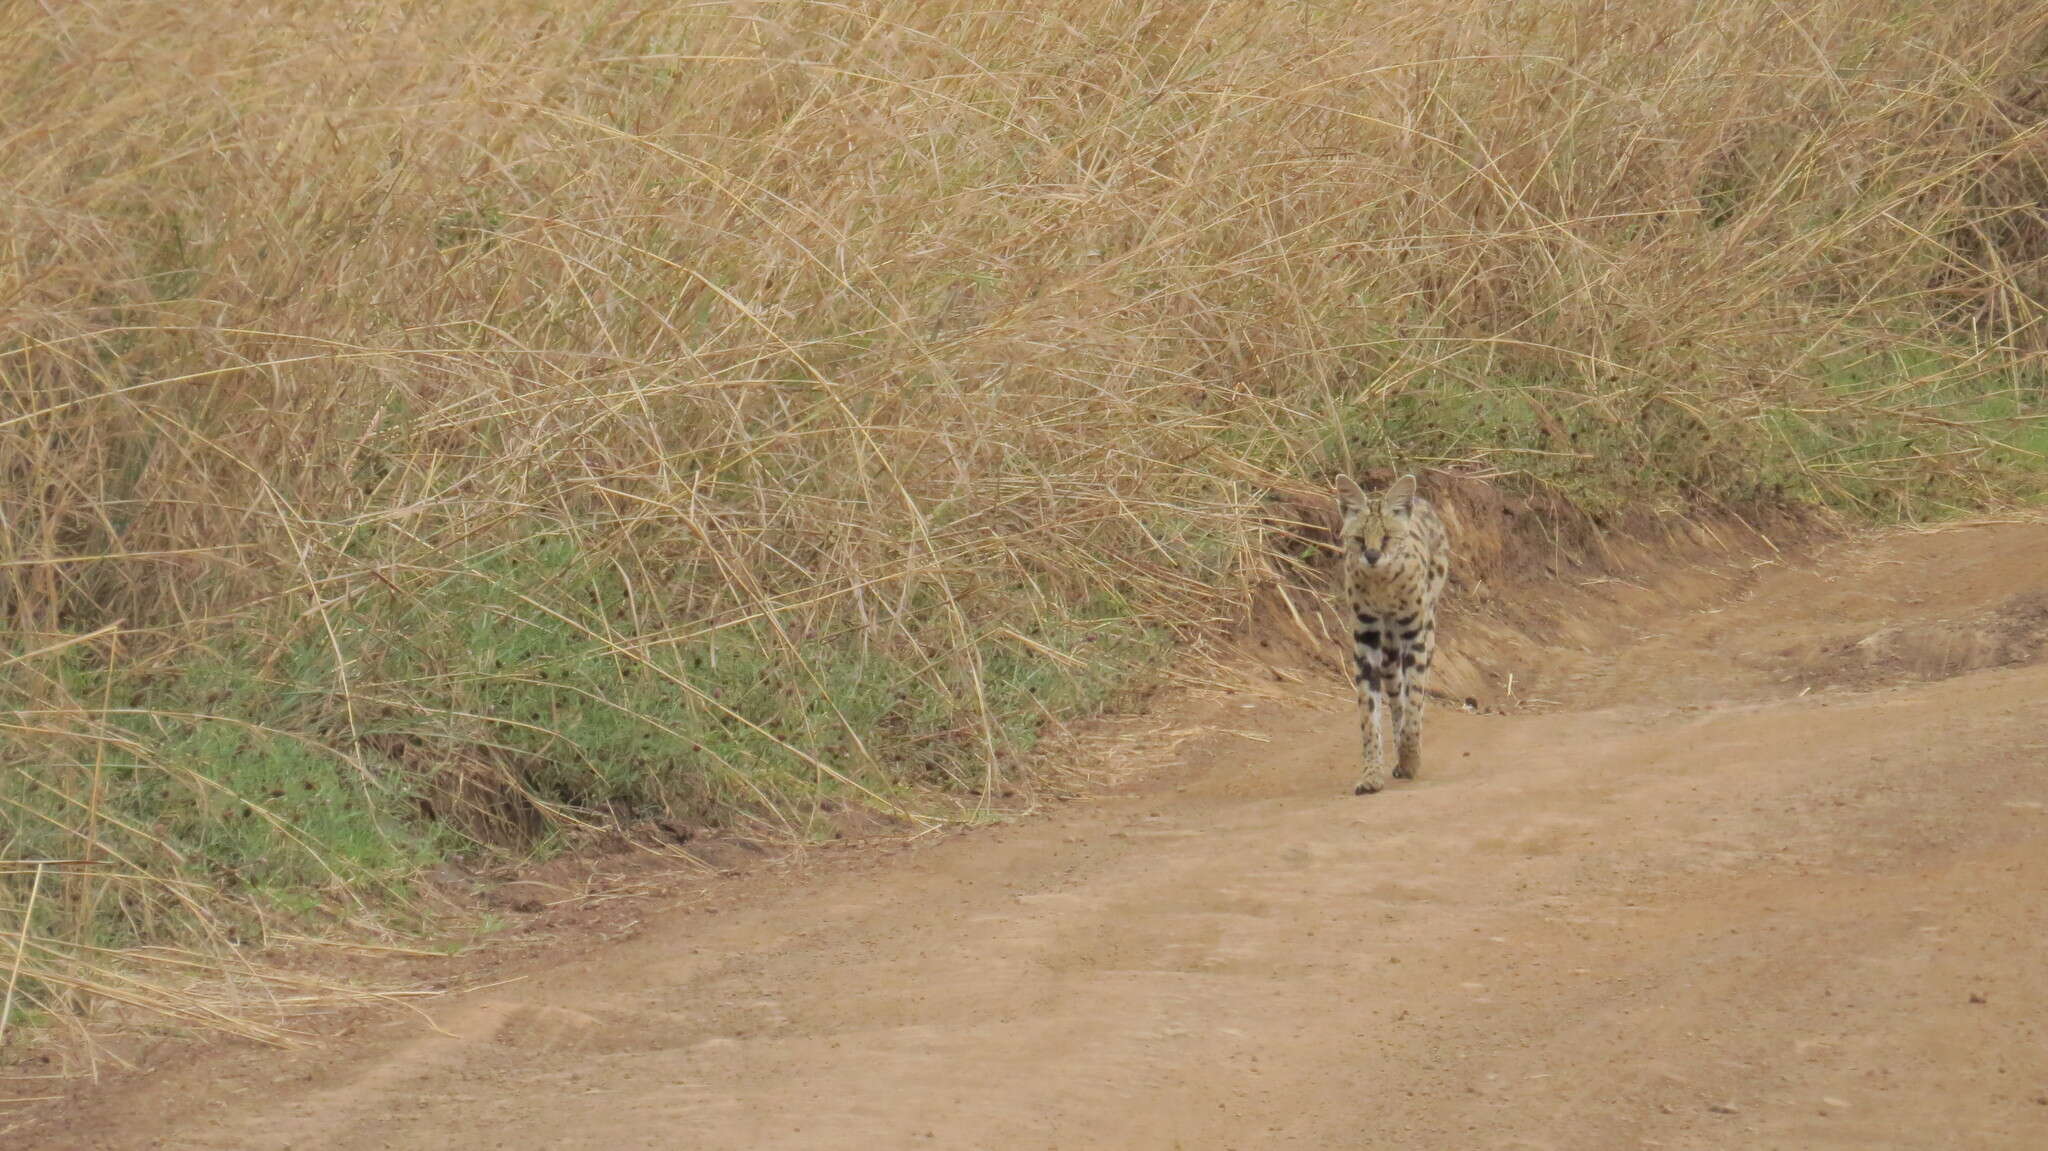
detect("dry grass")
(4, 0), (2046, 1059)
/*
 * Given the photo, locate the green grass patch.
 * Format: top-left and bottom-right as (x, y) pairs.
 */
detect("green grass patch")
(2, 521), (1175, 982)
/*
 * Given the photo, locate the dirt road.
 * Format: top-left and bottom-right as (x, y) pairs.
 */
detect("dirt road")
(20, 520), (2048, 1150)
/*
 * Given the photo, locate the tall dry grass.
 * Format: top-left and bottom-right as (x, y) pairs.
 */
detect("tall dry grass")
(4, 0), (2046, 1055)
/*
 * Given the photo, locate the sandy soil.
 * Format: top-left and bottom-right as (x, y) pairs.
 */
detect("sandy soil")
(14, 518), (2048, 1150)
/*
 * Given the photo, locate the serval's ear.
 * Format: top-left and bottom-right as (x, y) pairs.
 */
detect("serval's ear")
(1334, 474), (1367, 514)
(1382, 473), (1417, 515)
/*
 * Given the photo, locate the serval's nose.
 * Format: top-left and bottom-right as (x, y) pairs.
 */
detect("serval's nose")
(1361, 549), (1381, 565)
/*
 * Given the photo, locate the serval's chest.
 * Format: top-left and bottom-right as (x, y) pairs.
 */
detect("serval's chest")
(1346, 557), (1434, 617)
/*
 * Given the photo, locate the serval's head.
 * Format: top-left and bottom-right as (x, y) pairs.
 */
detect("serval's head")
(1334, 473), (1419, 570)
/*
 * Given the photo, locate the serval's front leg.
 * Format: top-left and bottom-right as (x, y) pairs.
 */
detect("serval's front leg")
(1392, 671), (1423, 780)
(1352, 646), (1389, 795)
(1392, 622), (1433, 780)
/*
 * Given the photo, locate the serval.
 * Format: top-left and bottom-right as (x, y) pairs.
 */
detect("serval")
(1334, 473), (1449, 795)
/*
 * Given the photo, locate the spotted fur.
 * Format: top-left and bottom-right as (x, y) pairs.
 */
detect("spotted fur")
(1334, 473), (1449, 795)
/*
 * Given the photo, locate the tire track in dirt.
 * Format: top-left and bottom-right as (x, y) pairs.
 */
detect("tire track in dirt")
(17, 520), (2048, 1150)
